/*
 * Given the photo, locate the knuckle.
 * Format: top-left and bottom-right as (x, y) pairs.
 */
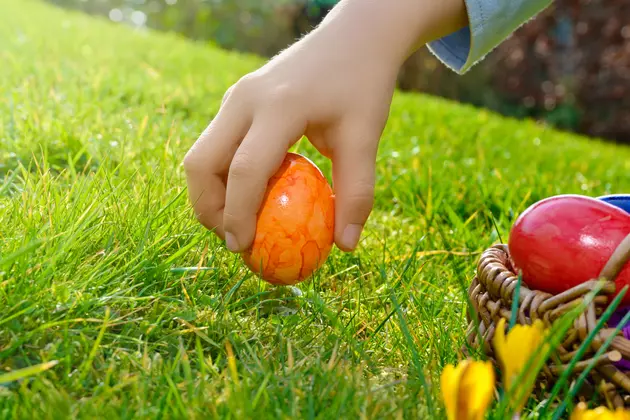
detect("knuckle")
(228, 152), (255, 179)
(346, 187), (375, 216)
(191, 197), (224, 233)
(183, 146), (211, 175)
(219, 76), (255, 109)
(231, 74), (258, 98)
(267, 83), (298, 107)
(192, 204), (219, 229)
(183, 149), (200, 173)
(226, 73), (299, 112)
(355, 192), (375, 211)
(193, 209), (211, 226)
(222, 210), (242, 231)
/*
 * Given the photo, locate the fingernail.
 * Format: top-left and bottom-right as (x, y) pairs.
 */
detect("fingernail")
(341, 224), (363, 251)
(225, 232), (239, 252)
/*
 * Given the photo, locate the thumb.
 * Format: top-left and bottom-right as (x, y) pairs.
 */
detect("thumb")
(331, 123), (379, 252)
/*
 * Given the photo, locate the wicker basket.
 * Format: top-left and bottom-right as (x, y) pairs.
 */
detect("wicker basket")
(466, 234), (630, 408)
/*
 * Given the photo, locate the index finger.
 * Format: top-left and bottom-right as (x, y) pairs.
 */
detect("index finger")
(183, 101), (250, 238)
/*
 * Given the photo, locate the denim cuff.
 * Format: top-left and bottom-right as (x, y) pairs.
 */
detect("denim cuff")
(426, 0), (553, 74)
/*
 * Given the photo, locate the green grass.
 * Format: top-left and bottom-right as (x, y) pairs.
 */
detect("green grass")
(2, 0), (630, 418)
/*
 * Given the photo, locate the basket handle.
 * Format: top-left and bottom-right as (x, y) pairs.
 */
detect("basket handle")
(599, 233), (630, 282)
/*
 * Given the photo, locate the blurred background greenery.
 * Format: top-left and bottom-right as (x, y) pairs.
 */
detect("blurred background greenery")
(48, 0), (630, 144)
(47, 0), (332, 56)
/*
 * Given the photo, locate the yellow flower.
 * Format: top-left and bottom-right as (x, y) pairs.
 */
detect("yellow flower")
(492, 317), (546, 411)
(440, 359), (495, 420)
(570, 402), (630, 420)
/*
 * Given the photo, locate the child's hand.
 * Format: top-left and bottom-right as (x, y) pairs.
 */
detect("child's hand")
(184, 0), (467, 253)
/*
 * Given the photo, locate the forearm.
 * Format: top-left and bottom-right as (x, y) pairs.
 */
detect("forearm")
(309, 0), (468, 68)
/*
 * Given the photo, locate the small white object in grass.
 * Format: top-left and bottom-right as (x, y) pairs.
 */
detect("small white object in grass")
(165, 0), (178, 5)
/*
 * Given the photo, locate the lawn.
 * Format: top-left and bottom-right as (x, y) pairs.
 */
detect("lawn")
(2, 0), (630, 418)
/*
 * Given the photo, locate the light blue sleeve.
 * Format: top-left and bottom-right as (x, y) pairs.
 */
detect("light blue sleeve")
(427, 0), (553, 74)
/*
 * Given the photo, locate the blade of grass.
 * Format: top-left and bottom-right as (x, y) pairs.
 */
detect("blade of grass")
(0, 360), (59, 384)
(509, 273), (522, 330)
(0, 169), (19, 196)
(389, 289), (434, 417)
(493, 282), (605, 419)
(551, 286), (630, 420)
(539, 283), (626, 417)
(78, 307), (110, 383)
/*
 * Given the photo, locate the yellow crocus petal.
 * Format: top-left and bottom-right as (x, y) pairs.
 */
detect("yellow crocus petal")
(440, 360), (495, 420)
(493, 318), (512, 386)
(458, 361), (495, 420)
(570, 403), (630, 420)
(492, 317), (546, 412)
(503, 320), (545, 387)
(493, 318), (507, 370)
(440, 363), (462, 420)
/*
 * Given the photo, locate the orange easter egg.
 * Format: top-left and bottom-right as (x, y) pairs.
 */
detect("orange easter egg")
(241, 152), (335, 285)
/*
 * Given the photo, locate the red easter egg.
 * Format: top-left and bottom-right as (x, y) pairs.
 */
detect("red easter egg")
(241, 153), (335, 286)
(508, 195), (630, 302)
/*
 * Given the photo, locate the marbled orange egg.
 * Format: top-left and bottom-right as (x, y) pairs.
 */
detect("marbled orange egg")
(241, 152), (335, 285)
